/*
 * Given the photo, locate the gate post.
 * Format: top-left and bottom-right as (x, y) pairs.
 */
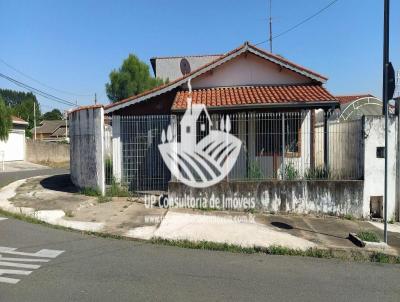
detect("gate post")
(112, 115), (122, 184)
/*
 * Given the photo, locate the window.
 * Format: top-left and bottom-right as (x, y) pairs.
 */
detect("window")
(186, 126), (190, 133)
(255, 115), (301, 157)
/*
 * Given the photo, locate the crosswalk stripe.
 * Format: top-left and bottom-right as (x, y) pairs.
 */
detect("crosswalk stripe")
(0, 247), (64, 285)
(0, 255), (49, 262)
(0, 269), (32, 276)
(0, 261), (41, 269)
(0, 247), (64, 258)
(0, 277), (21, 284)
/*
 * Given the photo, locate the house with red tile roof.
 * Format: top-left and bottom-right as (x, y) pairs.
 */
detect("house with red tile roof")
(70, 42), (400, 219)
(102, 42), (344, 190)
(105, 42), (338, 115)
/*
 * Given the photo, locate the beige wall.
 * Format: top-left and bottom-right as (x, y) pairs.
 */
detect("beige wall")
(192, 53), (312, 89)
(26, 140), (70, 163)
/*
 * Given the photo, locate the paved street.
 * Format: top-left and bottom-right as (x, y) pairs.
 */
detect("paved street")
(0, 216), (399, 302)
(0, 167), (68, 188)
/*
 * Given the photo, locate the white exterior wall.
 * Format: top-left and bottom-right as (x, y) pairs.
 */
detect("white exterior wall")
(192, 53), (312, 89)
(363, 116), (397, 220)
(0, 129), (26, 161)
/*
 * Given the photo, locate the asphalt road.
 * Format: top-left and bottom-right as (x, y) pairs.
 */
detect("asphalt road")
(0, 170), (400, 301)
(0, 217), (399, 302)
(0, 168), (69, 188)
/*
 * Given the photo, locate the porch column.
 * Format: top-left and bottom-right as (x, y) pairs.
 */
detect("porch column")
(323, 109), (329, 169)
(112, 115), (122, 183)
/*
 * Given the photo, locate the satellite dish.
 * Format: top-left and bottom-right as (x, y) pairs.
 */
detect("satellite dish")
(180, 58), (191, 75)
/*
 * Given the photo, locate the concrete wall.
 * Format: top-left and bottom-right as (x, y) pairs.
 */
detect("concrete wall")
(26, 140), (69, 163)
(69, 106), (105, 195)
(168, 116), (400, 220)
(363, 116), (397, 220)
(169, 180), (364, 217)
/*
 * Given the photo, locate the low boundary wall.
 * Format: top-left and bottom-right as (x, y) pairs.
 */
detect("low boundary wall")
(26, 140), (69, 163)
(169, 180), (365, 218)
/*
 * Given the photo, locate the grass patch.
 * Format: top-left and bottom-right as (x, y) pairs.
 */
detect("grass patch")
(106, 180), (130, 197)
(80, 187), (101, 197)
(357, 231), (380, 243)
(98, 195), (112, 203)
(342, 214), (354, 221)
(151, 238), (335, 258)
(65, 210), (74, 218)
(370, 252), (400, 264)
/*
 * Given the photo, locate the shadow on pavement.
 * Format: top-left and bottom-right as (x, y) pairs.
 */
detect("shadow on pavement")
(40, 174), (79, 193)
(271, 221), (345, 240)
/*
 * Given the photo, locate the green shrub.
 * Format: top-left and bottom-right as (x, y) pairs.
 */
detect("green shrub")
(247, 160), (264, 180)
(106, 179), (130, 197)
(281, 162), (299, 180)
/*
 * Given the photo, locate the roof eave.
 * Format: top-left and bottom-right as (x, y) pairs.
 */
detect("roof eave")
(172, 101), (339, 112)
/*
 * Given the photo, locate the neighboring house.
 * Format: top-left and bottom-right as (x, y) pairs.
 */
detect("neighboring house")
(0, 116), (28, 161)
(105, 42), (343, 190)
(34, 120), (68, 141)
(316, 94), (384, 123)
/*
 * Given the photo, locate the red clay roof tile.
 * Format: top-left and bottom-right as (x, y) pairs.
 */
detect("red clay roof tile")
(172, 85), (336, 110)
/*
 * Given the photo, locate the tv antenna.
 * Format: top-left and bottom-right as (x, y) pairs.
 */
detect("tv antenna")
(268, 0), (273, 53)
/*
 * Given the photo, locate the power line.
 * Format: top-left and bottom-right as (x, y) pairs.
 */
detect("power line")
(0, 72), (78, 107)
(0, 57), (92, 97)
(255, 0), (340, 46)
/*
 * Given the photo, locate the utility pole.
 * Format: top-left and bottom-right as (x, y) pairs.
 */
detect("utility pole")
(268, 0), (273, 53)
(33, 102), (37, 140)
(95, 93), (97, 105)
(382, 0), (390, 243)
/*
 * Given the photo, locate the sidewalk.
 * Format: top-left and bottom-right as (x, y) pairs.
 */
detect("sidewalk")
(1, 175), (399, 256)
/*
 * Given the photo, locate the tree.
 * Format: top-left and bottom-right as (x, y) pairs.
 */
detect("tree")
(0, 96), (12, 141)
(42, 109), (62, 120)
(0, 89), (41, 137)
(106, 54), (165, 102)
(11, 98), (41, 138)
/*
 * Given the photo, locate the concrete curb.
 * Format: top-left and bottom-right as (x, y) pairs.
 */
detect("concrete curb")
(0, 177), (104, 232)
(349, 233), (389, 250)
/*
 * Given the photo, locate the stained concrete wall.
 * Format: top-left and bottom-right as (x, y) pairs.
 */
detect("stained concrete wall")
(168, 115), (400, 220)
(169, 180), (364, 217)
(69, 106), (105, 195)
(26, 140), (69, 163)
(363, 116), (397, 220)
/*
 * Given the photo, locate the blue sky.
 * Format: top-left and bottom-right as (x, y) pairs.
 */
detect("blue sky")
(0, 0), (398, 112)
